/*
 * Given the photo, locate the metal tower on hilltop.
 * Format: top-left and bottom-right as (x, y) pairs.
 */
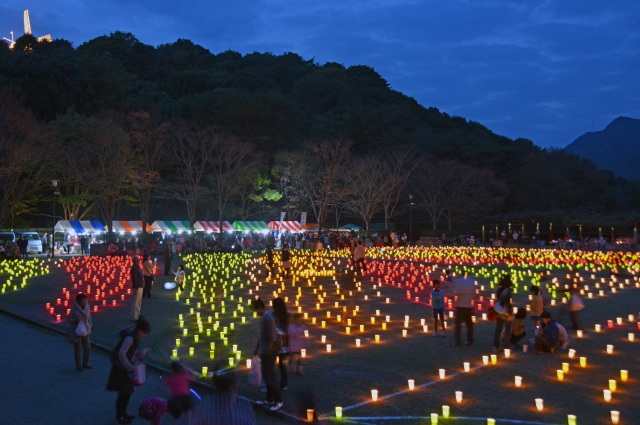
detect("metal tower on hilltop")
(24, 9), (52, 42)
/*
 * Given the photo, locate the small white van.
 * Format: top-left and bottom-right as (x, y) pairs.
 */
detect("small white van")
(15, 231), (43, 254)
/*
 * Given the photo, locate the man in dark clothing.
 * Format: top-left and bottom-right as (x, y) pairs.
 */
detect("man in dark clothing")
(18, 236), (29, 260)
(253, 298), (282, 411)
(163, 243), (172, 276)
(130, 256), (144, 321)
(535, 311), (560, 353)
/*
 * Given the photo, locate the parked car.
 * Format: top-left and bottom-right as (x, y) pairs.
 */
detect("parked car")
(0, 231), (16, 245)
(14, 231), (43, 254)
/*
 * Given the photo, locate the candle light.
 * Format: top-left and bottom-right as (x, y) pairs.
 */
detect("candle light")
(301, 348), (306, 357)
(375, 334), (380, 343)
(355, 338), (361, 347)
(490, 354), (497, 365)
(620, 370), (628, 382)
(202, 366), (208, 377)
(628, 332), (635, 341)
(577, 330), (583, 338)
(580, 356), (587, 367)
(335, 406), (343, 419)
(326, 344), (331, 352)
(246, 358), (252, 368)
(515, 376), (522, 387)
(482, 355), (489, 365)
(371, 389), (378, 401)
(567, 414), (577, 425)
(568, 349), (576, 358)
(307, 409), (314, 422)
(408, 379), (415, 390)
(603, 389), (612, 402)
(439, 369), (446, 379)
(609, 379), (617, 392)
(487, 419), (496, 425)
(557, 370), (564, 381)
(607, 344), (614, 354)
(463, 362), (470, 372)
(442, 405), (450, 418)
(504, 348), (511, 358)
(595, 324), (601, 332)
(611, 410), (620, 424)
(321, 335), (326, 343)
(562, 362), (569, 373)
(455, 391), (463, 403)
(535, 398), (544, 411)
(430, 413), (438, 424)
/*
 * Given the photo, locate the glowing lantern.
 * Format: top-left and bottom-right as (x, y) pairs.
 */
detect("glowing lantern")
(535, 398), (544, 411)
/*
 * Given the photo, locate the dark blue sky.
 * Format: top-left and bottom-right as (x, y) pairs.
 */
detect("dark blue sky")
(2, 1), (639, 148)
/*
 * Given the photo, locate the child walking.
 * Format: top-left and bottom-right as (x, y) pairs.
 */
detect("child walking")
(171, 265), (186, 291)
(529, 285), (543, 328)
(164, 361), (196, 420)
(431, 280), (446, 337)
(287, 313), (310, 375)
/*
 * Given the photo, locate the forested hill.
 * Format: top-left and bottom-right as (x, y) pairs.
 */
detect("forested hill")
(564, 117), (640, 182)
(1, 31), (638, 219)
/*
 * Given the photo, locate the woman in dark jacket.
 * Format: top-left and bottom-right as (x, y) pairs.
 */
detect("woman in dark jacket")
(106, 316), (151, 425)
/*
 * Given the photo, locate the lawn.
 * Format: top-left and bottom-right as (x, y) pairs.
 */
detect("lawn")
(0, 247), (639, 425)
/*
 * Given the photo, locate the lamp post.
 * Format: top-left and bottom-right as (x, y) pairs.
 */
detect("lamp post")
(51, 180), (59, 258)
(409, 194), (414, 243)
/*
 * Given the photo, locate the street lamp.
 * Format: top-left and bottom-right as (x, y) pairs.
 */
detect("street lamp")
(51, 180), (59, 258)
(409, 194), (414, 243)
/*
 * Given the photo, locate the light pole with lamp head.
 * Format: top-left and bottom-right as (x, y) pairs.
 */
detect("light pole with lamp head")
(51, 180), (59, 258)
(409, 194), (414, 243)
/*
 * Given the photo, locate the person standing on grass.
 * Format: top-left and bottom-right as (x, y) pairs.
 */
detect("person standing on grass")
(493, 275), (513, 351)
(431, 280), (446, 337)
(130, 256), (144, 321)
(253, 298), (284, 411)
(529, 285), (543, 328)
(67, 293), (92, 370)
(453, 277), (475, 346)
(106, 317), (151, 425)
(142, 254), (155, 298)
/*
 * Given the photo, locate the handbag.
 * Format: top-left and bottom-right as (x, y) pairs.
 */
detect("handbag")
(133, 363), (146, 386)
(249, 355), (261, 387)
(75, 321), (88, 337)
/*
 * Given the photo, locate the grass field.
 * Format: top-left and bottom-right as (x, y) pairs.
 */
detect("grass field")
(1, 247), (639, 425)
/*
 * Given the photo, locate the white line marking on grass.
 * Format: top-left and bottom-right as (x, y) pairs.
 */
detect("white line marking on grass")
(339, 365), (485, 412)
(325, 416), (554, 424)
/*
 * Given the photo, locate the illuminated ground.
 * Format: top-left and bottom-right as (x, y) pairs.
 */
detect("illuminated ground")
(1, 247), (639, 424)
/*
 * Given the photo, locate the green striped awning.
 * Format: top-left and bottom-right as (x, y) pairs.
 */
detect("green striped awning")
(232, 221), (269, 232)
(151, 220), (191, 233)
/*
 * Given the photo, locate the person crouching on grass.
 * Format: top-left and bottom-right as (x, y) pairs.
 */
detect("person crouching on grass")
(534, 311), (561, 353)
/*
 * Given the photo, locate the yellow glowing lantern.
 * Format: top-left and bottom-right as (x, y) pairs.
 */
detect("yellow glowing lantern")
(490, 354), (497, 365)
(580, 357), (587, 368)
(335, 406), (343, 419)
(557, 370), (564, 381)
(611, 410), (620, 424)
(562, 362), (569, 373)
(603, 389), (612, 402)
(609, 379), (617, 392)
(620, 370), (628, 382)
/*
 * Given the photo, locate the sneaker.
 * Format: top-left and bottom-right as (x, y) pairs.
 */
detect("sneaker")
(440, 333), (446, 337)
(270, 402), (284, 411)
(256, 400), (273, 406)
(432, 333), (439, 338)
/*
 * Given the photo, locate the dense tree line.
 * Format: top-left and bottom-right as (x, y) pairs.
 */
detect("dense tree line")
(1, 32), (638, 232)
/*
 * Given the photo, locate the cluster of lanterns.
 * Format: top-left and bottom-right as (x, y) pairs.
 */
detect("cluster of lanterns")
(46, 256), (135, 322)
(0, 258), (50, 295)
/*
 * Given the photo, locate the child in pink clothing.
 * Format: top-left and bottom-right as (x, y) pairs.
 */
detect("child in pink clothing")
(287, 313), (310, 375)
(164, 361), (196, 419)
(138, 397), (167, 425)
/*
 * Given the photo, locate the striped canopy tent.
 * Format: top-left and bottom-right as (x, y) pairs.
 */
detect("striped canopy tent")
(54, 220), (106, 234)
(150, 220), (191, 234)
(193, 221), (233, 233)
(269, 221), (305, 232)
(232, 221), (269, 233)
(111, 220), (153, 233)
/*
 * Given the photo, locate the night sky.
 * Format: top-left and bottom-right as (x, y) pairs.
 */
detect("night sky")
(2, 1), (638, 148)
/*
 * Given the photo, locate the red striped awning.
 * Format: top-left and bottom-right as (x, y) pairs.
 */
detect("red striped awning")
(194, 221), (233, 232)
(268, 221), (305, 232)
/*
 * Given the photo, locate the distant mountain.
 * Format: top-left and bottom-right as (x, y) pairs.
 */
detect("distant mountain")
(564, 116), (640, 181)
